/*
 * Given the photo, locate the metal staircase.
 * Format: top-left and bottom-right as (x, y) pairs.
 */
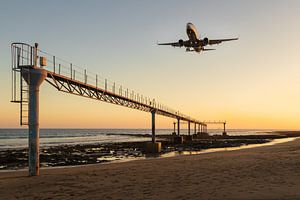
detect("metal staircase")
(11, 43), (34, 126)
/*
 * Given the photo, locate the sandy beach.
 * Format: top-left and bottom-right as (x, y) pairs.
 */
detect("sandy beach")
(1, 138), (300, 200)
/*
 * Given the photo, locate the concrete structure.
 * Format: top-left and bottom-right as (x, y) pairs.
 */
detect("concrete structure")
(17, 43), (47, 176)
(173, 136), (184, 144)
(22, 66), (46, 176)
(146, 142), (161, 153)
(185, 135), (193, 142)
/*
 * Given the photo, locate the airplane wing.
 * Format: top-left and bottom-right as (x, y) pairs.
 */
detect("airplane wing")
(208, 38), (239, 45)
(157, 40), (190, 47)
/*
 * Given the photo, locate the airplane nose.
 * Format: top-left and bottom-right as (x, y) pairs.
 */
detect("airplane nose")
(187, 23), (195, 31)
(186, 23), (193, 29)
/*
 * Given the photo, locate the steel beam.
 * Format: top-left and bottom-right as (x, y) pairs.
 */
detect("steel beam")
(44, 72), (205, 124)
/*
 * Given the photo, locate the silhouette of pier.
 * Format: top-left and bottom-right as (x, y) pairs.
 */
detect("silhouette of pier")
(11, 42), (226, 176)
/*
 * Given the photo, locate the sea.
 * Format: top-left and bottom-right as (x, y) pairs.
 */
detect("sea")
(0, 129), (274, 150)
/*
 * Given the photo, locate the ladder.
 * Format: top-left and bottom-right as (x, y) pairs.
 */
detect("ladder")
(11, 43), (32, 126)
(20, 67), (29, 125)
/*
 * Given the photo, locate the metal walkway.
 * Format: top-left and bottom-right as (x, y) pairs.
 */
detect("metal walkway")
(11, 43), (225, 128)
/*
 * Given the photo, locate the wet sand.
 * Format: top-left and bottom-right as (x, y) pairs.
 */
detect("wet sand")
(1, 137), (300, 199)
(0, 137), (270, 170)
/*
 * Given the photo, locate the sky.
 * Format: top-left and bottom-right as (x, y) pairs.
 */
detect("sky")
(1, 0), (300, 129)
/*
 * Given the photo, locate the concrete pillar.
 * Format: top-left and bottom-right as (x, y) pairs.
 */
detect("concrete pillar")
(146, 110), (161, 153)
(200, 124), (202, 133)
(194, 123), (196, 134)
(172, 122), (176, 135)
(223, 123), (227, 136)
(198, 124), (200, 133)
(186, 121), (193, 142)
(22, 67), (47, 176)
(151, 110), (156, 143)
(177, 118), (180, 135)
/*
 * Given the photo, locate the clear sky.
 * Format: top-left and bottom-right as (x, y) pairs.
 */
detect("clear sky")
(1, 0), (300, 129)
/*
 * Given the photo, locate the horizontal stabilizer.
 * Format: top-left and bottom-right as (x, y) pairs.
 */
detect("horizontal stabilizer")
(203, 48), (215, 51)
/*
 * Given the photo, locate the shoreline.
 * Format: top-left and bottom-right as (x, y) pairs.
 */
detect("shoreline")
(0, 135), (296, 173)
(0, 135), (271, 171)
(160, 136), (298, 158)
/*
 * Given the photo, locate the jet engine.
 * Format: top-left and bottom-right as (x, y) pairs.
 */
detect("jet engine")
(203, 37), (209, 46)
(178, 39), (184, 47)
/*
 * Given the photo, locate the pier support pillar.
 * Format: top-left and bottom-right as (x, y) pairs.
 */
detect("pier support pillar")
(22, 66), (47, 176)
(151, 110), (156, 143)
(146, 110), (161, 153)
(172, 122), (176, 135)
(177, 118), (180, 136)
(223, 122), (227, 136)
(194, 123), (197, 134)
(186, 121), (193, 141)
(172, 118), (183, 143)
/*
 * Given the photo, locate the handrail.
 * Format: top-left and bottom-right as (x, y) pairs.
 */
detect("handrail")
(11, 42), (207, 125)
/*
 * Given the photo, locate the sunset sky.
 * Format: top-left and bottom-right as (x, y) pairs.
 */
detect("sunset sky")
(1, 0), (300, 129)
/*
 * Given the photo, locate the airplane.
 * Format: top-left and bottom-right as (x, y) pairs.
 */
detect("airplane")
(158, 22), (238, 53)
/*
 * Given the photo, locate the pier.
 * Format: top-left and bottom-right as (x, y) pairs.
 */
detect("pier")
(11, 43), (226, 176)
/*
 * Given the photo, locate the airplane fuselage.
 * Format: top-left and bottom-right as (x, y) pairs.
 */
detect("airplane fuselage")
(186, 23), (202, 52)
(186, 23), (199, 41)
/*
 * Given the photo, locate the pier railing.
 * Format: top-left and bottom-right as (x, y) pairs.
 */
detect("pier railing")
(11, 42), (202, 124)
